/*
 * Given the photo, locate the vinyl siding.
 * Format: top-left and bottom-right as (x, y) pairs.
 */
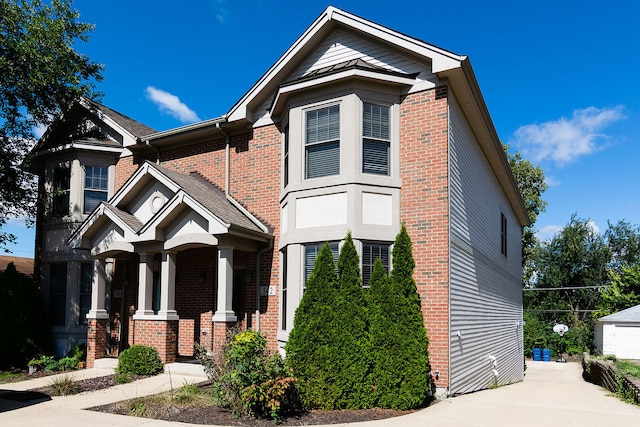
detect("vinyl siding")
(448, 97), (524, 394)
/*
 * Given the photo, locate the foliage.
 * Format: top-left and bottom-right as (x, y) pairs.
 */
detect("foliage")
(606, 220), (640, 269)
(0, 263), (51, 369)
(330, 232), (372, 408)
(285, 242), (340, 409)
(369, 224), (432, 410)
(48, 374), (77, 396)
(116, 345), (163, 376)
(503, 144), (548, 284)
(0, 0), (103, 247)
(615, 360), (640, 380)
(595, 264), (640, 318)
(196, 329), (300, 420)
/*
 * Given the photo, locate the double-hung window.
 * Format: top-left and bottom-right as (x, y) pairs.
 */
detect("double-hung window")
(362, 103), (390, 175)
(304, 242), (339, 287)
(84, 165), (108, 213)
(362, 242), (390, 287)
(306, 105), (340, 179)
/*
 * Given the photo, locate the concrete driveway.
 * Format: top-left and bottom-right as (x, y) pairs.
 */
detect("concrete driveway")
(1, 360), (639, 426)
(386, 361), (640, 427)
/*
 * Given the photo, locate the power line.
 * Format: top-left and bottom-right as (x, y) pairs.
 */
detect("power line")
(523, 285), (610, 291)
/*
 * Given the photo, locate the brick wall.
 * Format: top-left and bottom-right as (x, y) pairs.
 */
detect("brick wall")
(399, 86), (451, 388)
(86, 318), (108, 368)
(133, 319), (178, 364)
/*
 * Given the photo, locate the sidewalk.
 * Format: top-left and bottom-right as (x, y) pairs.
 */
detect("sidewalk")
(1, 361), (640, 426)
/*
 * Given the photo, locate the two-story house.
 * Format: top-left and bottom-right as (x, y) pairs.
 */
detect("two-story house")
(30, 6), (529, 395)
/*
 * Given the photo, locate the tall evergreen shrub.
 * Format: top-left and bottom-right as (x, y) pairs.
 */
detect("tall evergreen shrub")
(370, 224), (432, 409)
(332, 233), (373, 408)
(285, 243), (340, 409)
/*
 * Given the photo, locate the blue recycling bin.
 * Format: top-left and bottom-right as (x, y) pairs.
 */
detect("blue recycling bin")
(542, 348), (551, 362)
(532, 348), (541, 361)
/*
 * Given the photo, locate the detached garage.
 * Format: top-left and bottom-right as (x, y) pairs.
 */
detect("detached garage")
(594, 304), (640, 359)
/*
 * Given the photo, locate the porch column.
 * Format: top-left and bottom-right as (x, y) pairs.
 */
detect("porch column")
(86, 258), (109, 367)
(87, 258), (109, 320)
(212, 246), (237, 322)
(135, 253), (154, 316)
(158, 251), (178, 320)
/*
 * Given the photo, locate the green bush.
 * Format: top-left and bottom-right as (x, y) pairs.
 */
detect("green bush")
(196, 329), (300, 420)
(116, 345), (163, 376)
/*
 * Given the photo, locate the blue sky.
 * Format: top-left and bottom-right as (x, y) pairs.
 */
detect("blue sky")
(5, 0), (640, 257)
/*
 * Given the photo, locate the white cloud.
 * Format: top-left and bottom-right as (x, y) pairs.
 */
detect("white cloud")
(587, 220), (600, 235)
(536, 224), (563, 241)
(209, 0), (229, 24)
(145, 87), (201, 124)
(512, 106), (625, 166)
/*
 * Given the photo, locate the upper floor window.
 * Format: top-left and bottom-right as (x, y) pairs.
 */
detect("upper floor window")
(306, 105), (340, 179)
(84, 165), (108, 213)
(52, 166), (70, 216)
(362, 242), (390, 287)
(362, 103), (390, 175)
(501, 212), (508, 257)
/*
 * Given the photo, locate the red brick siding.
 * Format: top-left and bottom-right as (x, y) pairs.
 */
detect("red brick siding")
(132, 319), (178, 364)
(86, 318), (108, 368)
(399, 87), (451, 388)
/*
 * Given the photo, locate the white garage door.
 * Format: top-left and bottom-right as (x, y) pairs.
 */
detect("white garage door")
(615, 325), (640, 359)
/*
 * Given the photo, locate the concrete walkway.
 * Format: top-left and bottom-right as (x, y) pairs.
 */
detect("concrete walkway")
(1, 360), (639, 426)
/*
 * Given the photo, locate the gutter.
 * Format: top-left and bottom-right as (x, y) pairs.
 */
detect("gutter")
(216, 122), (231, 195)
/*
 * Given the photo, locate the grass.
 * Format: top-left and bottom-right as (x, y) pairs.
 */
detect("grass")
(127, 383), (214, 418)
(0, 371), (24, 384)
(48, 375), (78, 396)
(614, 360), (640, 380)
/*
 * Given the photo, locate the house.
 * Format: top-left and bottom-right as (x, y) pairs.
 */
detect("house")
(30, 6), (529, 395)
(594, 304), (640, 359)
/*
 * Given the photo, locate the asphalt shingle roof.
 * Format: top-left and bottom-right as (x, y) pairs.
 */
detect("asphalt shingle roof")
(598, 304), (640, 322)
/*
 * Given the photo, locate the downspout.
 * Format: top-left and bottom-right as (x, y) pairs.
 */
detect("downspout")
(255, 239), (273, 332)
(216, 122), (230, 195)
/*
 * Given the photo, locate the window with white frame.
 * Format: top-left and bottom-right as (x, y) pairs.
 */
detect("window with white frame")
(304, 242), (339, 286)
(79, 263), (92, 325)
(362, 103), (390, 175)
(362, 242), (391, 287)
(305, 105), (340, 179)
(84, 165), (108, 213)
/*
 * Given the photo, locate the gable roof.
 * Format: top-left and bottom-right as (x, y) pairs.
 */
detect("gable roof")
(598, 304), (640, 323)
(227, 6), (464, 123)
(31, 97), (156, 157)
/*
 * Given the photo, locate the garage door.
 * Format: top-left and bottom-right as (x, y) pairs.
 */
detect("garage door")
(615, 325), (640, 359)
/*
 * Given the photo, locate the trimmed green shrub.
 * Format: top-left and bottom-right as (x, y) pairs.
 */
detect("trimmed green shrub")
(116, 345), (163, 376)
(285, 242), (340, 409)
(331, 232), (373, 409)
(370, 224), (432, 410)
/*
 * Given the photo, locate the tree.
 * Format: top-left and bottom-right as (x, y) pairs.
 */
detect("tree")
(525, 214), (611, 353)
(595, 264), (640, 318)
(285, 242), (339, 409)
(605, 220), (640, 269)
(370, 224), (432, 410)
(332, 232), (372, 408)
(503, 144), (548, 284)
(0, 262), (51, 368)
(0, 0), (103, 248)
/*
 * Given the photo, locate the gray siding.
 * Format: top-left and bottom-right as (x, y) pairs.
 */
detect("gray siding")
(448, 97), (524, 394)
(290, 29), (434, 81)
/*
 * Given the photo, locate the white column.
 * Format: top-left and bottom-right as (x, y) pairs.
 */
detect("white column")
(134, 253), (154, 317)
(158, 251), (178, 320)
(212, 246), (237, 322)
(87, 258), (108, 319)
